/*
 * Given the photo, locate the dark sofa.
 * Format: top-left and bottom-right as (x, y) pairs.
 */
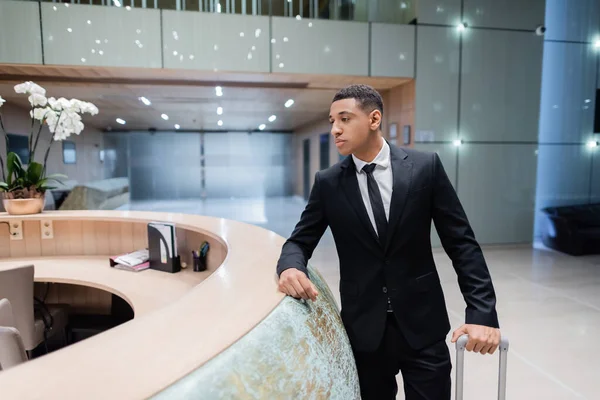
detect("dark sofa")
(541, 204), (600, 256)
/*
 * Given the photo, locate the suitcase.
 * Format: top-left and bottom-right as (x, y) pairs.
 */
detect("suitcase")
(455, 335), (510, 400)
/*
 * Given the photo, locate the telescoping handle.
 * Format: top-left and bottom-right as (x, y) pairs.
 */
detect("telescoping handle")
(455, 335), (509, 400)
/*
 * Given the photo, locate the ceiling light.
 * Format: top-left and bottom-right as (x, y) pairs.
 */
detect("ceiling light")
(53, 6), (57, 10)
(271, 38), (276, 44)
(279, 63), (284, 68)
(81, 58), (86, 63)
(125, 5), (131, 10)
(285, 99), (294, 108)
(113, 0), (122, 7)
(99, 50), (104, 55)
(595, 39), (600, 49)
(457, 22), (467, 32)
(587, 140), (599, 148)
(173, 50), (178, 56)
(96, 39), (101, 44)
(174, 124), (181, 130)
(218, 120), (223, 126)
(259, 124), (266, 130)
(215, 86), (223, 97)
(161, 114), (169, 120)
(216, 3), (222, 12)
(308, 22), (313, 27)
(64, 3), (69, 7)
(116, 118), (126, 125)
(268, 115), (277, 122)
(255, 28), (262, 38)
(251, 45), (256, 50)
(453, 139), (463, 146)
(401, 2), (407, 9)
(139, 96), (151, 106)
(247, 53), (253, 60)
(217, 107), (223, 115)
(87, 20), (92, 25)
(296, 15), (302, 20)
(283, 37), (289, 42)
(67, 28), (72, 33)
(91, 49), (96, 54)
(240, 32), (245, 37)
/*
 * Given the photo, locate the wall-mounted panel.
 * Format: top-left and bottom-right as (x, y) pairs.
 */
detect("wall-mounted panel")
(458, 144), (538, 244)
(370, 24), (415, 78)
(0, 1), (43, 64)
(415, 26), (460, 142)
(544, 0), (600, 43)
(461, 30), (543, 142)
(41, 3), (161, 68)
(463, 0), (546, 30)
(417, 0), (461, 25)
(271, 17), (368, 75)
(162, 11), (269, 73)
(534, 144), (594, 235)
(538, 42), (596, 144)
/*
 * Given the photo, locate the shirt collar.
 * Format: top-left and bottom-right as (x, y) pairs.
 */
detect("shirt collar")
(352, 139), (390, 173)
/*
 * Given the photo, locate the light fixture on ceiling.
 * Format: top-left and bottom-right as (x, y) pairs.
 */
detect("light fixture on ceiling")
(296, 15), (302, 20)
(161, 114), (169, 120)
(268, 115), (277, 122)
(453, 139), (463, 146)
(279, 63), (284, 68)
(139, 96), (151, 106)
(217, 107), (223, 115)
(240, 32), (245, 37)
(587, 140), (599, 148)
(594, 39), (600, 49)
(81, 58), (86, 63)
(255, 29), (261, 38)
(259, 124), (266, 131)
(53, 5), (57, 11)
(285, 99), (294, 108)
(67, 28), (73, 33)
(87, 20), (92, 25)
(216, 3), (222, 13)
(174, 124), (181, 130)
(457, 22), (467, 32)
(113, 0), (122, 7)
(283, 37), (289, 42)
(218, 120), (223, 126)
(116, 118), (126, 125)
(125, 5), (131, 10)
(215, 86), (223, 97)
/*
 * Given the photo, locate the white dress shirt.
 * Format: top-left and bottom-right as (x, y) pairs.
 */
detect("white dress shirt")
(352, 140), (394, 236)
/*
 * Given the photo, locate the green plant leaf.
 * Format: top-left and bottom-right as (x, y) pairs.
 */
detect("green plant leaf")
(0, 182), (8, 191)
(27, 162), (43, 184)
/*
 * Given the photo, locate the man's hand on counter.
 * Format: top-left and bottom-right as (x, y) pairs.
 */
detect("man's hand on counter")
(278, 268), (319, 301)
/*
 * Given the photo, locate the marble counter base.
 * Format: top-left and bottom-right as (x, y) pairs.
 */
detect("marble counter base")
(153, 267), (360, 400)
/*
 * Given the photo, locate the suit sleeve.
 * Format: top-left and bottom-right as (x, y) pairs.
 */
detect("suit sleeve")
(431, 153), (499, 328)
(276, 171), (329, 278)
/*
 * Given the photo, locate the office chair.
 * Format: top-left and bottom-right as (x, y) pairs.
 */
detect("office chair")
(0, 298), (28, 371)
(0, 265), (69, 358)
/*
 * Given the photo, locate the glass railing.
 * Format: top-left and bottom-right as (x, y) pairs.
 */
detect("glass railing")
(26, 0), (415, 24)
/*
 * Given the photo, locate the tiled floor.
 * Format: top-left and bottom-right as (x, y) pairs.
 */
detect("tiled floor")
(120, 198), (600, 399)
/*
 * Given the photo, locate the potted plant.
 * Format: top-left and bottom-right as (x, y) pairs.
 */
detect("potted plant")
(0, 81), (98, 215)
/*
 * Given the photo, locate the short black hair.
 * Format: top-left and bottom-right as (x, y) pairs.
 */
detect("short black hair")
(332, 84), (384, 117)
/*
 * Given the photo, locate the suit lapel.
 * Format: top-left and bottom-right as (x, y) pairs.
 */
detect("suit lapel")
(385, 144), (413, 252)
(340, 157), (381, 251)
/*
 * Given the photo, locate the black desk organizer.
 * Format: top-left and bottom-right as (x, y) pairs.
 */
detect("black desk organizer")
(148, 223), (181, 273)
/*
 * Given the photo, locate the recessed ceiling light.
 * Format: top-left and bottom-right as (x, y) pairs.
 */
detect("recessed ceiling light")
(116, 118), (126, 125)
(217, 107), (223, 115)
(587, 140), (599, 148)
(161, 114), (169, 120)
(457, 22), (467, 32)
(81, 58), (86, 63)
(594, 39), (600, 49)
(285, 99), (294, 108)
(279, 63), (284, 68)
(271, 38), (276, 44)
(283, 37), (289, 42)
(255, 29), (261, 38)
(216, 3), (222, 13)
(174, 124), (181, 130)
(247, 53), (253, 60)
(67, 28), (73, 33)
(240, 32), (245, 37)
(215, 86), (223, 97)
(296, 15), (302, 20)
(99, 50), (104, 55)
(173, 50), (178, 56)
(113, 0), (122, 7)
(218, 120), (223, 126)
(87, 20), (92, 25)
(268, 115), (277, 122)
(125, 5), (131, 10)
(139, 96), (151, 106)
(453, 139), (463, 146)
(259, 124), (266, 130)
(53, 6), (57, 11)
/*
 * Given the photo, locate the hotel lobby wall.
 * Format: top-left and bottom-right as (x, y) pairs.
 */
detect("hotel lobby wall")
(0, 103), (105, 184)
(0, 1), (415, 79)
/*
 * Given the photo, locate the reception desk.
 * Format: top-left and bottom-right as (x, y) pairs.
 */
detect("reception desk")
(0, 211), (359, 399)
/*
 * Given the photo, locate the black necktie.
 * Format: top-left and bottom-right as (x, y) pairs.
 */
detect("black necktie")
(362, 163), (387, 247)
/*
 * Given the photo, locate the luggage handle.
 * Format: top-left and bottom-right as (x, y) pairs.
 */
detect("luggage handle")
(455, 335), (509, 400)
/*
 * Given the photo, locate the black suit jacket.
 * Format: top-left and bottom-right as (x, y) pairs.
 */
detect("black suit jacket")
(277, 143), (499, 353)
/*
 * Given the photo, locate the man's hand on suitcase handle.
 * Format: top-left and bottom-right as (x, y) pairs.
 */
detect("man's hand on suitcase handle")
(451, 324), (501, 355)
(278, 268), (319, 301)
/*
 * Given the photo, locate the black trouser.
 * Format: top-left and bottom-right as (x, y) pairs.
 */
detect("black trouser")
(352, 314), (452, 400)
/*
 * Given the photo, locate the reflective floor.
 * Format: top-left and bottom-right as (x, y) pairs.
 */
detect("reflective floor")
(121, 198), (600, 399)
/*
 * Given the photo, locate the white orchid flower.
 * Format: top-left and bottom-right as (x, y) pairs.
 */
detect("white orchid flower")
(14, 81), (47, 96)
(28, 93), (48, 107)
(30, 107), (54, 121)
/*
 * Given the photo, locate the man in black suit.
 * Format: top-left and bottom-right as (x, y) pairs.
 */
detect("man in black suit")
(276, 85), (501, 399)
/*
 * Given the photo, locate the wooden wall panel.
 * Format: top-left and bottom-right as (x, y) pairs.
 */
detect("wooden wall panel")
(0, 220), (227, 270)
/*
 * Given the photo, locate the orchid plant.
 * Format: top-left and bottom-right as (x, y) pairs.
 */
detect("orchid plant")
(0, 82), (98, 199)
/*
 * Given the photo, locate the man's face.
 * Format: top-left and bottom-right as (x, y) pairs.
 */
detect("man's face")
(329, 98), (380, 156)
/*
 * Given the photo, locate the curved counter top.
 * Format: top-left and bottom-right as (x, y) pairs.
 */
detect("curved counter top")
(0, 211), (359, 399)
